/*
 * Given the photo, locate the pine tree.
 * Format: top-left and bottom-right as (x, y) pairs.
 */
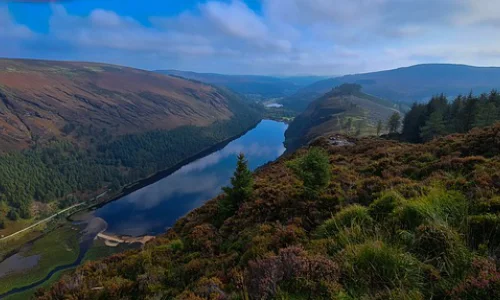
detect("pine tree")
(387, 112), (402, 134)
(474, 102), (497, 128)
(420, 111), (447, 141)
(222, 153), (254, 205)
(217, 153), (254, 224)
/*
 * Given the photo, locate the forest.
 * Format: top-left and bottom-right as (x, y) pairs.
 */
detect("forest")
(0, 103), (260, 224)
(37, 122), (500, 299)
(402, 90), (500, 142)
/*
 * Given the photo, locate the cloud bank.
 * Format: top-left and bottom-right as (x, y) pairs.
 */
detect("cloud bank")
(2, 0), (500, 75)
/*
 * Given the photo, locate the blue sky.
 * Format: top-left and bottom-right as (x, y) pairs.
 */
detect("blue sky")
(1, 0), (500, 75)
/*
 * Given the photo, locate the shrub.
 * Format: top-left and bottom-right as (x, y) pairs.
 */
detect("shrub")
(315, 205), (372, 238)
(168, 239), (184, 253)
(412, 224), (471, 278)
(287, 147), (331, 198)
(468, 214), (500, 252)
(394, 189), (467, 231)
(342, 241), (423, 297)
(245, 247), (339, 300)
(450, 257), (500, 299)
(369, 191), (405, 222)
(7, 209), (19, 221)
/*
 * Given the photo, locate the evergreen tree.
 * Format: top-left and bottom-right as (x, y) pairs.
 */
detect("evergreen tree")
(222, 153), (254, 205)
(402, 103), (426, 142)
(402, 89), (500, 143)
(287, 147), (331, 198)
(387, 112), (402, 134)
(217, 153), (254, 224)
(376, 120), (383, 136)
(420, 111), (447, 141)
(474, 102), (497, 128)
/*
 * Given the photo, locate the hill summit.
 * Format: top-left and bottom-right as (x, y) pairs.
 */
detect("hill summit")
(285, 83), (399, 151)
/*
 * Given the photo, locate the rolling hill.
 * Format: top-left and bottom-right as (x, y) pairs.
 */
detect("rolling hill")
(38, 123), (500, 299)
(285, 84), (399, 151)
(281, 64), (500, 111)
(0, 58), (260, 229)
(0, 59), (257, 151)
(155, 70), (326, 101)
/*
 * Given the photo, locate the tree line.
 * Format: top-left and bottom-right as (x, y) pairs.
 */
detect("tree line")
(0, 106), (260, 225)
(401, 90), (500, 142)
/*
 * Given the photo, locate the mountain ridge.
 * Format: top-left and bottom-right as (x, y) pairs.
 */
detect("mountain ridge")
(0, 58), (249, 151)
(155, 69), (327, 101)
(281, 63), (500, 111)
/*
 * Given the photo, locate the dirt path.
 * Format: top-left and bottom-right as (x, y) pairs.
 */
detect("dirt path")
(0, 191), (108, 243)
(0, 203), (84, 242)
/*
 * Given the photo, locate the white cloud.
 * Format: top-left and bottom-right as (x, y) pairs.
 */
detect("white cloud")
(0, 7), (33, 39)
(454, 0), (500, 26)
(3, 0), (500, 75)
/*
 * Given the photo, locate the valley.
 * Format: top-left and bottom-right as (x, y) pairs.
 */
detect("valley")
(0, 58), (261, 236)
(0, 120), (287, 299)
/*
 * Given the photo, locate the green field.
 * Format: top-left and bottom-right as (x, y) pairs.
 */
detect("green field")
(0, 226), (80, 295)
(1, 238), (136, 299)
(3, 269), (74, 300)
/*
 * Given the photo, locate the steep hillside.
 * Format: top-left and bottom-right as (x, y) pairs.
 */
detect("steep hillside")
(282, 64), (500, 111)
(0, 59), (260, 229)
(155, 70), (325, 101)
(38, 124), (500, 300)
(285, 84), (399, 151)
(0, 59), (252, 151)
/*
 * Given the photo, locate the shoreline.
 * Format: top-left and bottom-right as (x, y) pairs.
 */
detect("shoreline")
(0, 119), (264, 299)
(0, 118), (285, 298)
(69, 119), (262, 218)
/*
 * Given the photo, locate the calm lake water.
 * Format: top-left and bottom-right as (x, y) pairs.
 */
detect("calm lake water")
(0, 120), (287, 299)
(94, 120), (288, 236)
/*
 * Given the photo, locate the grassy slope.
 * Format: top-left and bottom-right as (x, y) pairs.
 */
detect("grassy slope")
(37, 124), (500, 299)
(0, 58), (244, 151)
(284, 85), (398, 151)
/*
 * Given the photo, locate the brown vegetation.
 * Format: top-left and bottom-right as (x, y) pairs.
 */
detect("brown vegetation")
(0, 59), (237, 151)
(36, 124), (500, 299)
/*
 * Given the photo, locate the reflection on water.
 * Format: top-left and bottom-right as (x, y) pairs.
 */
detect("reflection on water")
(94, 120), (288, 236)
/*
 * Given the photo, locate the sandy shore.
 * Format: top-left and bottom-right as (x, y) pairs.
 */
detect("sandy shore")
(96, 232), (155, 247)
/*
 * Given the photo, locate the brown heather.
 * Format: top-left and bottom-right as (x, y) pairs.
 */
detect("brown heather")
(37, 124), (500, 299)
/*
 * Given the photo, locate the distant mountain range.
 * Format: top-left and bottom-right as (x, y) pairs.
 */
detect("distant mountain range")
(155, 70), (327, 101)
(281, 64), (500, 111)
(285, 84), (399, 151)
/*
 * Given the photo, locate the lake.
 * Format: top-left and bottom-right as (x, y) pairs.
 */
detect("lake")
(93, 119), (288, 236)
(265, 103), (284, 108)
(0, 120), (287, 298)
